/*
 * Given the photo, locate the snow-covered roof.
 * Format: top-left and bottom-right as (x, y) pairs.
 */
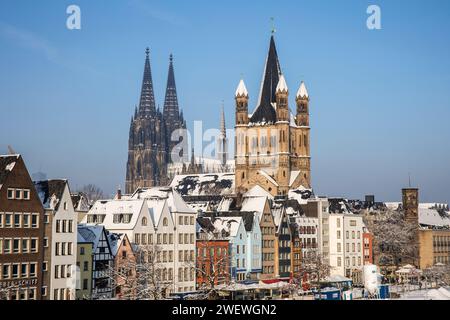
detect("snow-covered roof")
(289, 171), (300, 187)
(296, 81), (308, 99)
(108, 233), (127, 257)
(258, 170), (279, 186)
(171, 172), (235, 196)
(235, 79), (248, 97)
(34, 179), (68, 211)
(212, 216), (244, 239)
(288, 187), (313, 205)
(419, 208), (450, 228)
(77, 224), (106, 252)
(244, 185), (273, 199)
(385, 202), (401, 210)
(132, 187), (194, 214)
(241, 197), (266, 216)
(85, 199), (147, 230)
(276, 74), (288, 92)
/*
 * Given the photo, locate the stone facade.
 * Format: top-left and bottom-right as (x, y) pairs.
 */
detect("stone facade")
(126, 49), (185, 194)
(234, 35), (311, 197)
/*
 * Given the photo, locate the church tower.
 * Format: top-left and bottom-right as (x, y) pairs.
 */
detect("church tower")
(126, 48), (168, 194)
(234, 35), (312, 196)
(217, 104), (228, 168)
(163, 54), (186, 162)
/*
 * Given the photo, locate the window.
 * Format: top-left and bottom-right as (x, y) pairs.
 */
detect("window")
(0, 239), (2, 254)
(190, 216), (194, 225)
(14, 214), (21, 227)
(7, 188), (14, 199)
(337, 230), (341, 239)
(31, 238), (38, 253)
(44, 214), (50, 224)
(43, 237), (49, 248)
(346, 231), (349, 239)
(337, 257), (342, 267)
(179, 216), (183, 225)
(23, 214), (30, 227)
(3, 264), (11, 279)
(142, 217), (147, 226)
(68, 242), (72, 255)
(83, 261), (89, 271)
(23, 189), (30, 200)
(21, 263), (28, 277)
(352, 231), (355, 239)
(163, 218), (168, 226)
(55, 266), (60, 279)
(42, 287), (47, 297)
(179, 233), (183, 244)
(157, 233), (161, 244)
(83, 279), (88, 290)
(5, 213), (12, 227)
(20, 238), (28, 253)
(135, 234), (140, 245)
(4, 239), (11, 254)
(29, 263), (37, 277)
(56, 220), (61, 232)
(31, 214), (38, 228)
(63, 202), (67, 210)
(13, 238), (20, 253)
(15, 189), (22, 199)
(62, 220), (67, 233)
(169, 234), (173, 244)
(42, 262), (48, 272)
(12, 264), (19, 278)
(68, 220), (73, 233)
(337, 242), (341, 252)
(55, 242), (60, 256)
(184, 216), (189, 225)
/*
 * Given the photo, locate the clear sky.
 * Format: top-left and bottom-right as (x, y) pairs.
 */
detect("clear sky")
(1, 0), (449, 203)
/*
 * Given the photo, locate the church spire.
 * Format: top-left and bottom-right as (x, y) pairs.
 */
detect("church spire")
(138, 47), (156, 115)
(250, 35), (281, 124)
(163, 53), (180, 127)
(218, 102), (227, 167)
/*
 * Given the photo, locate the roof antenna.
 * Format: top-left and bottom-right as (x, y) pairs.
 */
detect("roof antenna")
(408, 172), (411, 188)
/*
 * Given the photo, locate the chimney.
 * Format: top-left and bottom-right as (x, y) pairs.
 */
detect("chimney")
(117, 186), (122, 200)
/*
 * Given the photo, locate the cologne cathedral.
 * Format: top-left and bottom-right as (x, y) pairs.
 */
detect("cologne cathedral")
(125, 48), (186, 194)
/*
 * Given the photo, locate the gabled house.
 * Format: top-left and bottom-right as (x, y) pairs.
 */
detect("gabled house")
(272, 203), (292, 281)
(241, 186), (277, 281)
(0, 154), (45, 300)
(77, 224), (114, 299)
(195, 217), (231, 288)
(34, 179), (78, 300)
(108, 233), (136, 299)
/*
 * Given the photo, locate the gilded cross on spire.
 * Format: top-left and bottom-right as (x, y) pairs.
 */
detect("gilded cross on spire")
(270, 17), (276, 34)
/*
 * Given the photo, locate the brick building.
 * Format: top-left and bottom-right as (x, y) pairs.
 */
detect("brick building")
(0, 154), (45, 300)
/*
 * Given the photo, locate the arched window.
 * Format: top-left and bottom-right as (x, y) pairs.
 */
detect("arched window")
(142, 217), (147, 226)
(137, 159), (142, 176)
(163, 217), (168, 226)
(139, 129), (145, 145)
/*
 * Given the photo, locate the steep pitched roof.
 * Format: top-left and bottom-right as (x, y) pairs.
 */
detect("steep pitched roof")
(138, 48), (156, 115)
(250, 35), (281, 124)
(0, 154), (20, 189)
(77, 224), (107, 252)
(34, 179), (68, 211)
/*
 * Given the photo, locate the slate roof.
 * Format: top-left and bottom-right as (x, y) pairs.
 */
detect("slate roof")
(0, 154), (20, 189)
(250, 35), (281, 124)
(34, 179), (67, 211)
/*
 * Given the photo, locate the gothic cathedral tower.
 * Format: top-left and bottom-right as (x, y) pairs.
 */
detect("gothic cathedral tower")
(126, 49), (185, 194)
(234, 35), (311, 196)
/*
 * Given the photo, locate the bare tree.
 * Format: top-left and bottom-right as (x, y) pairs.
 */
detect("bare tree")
(0, 284), (21, 300)
(298, 249), (331, 297)
(423, 264), (450, 288)
(364, 209), (419, 275)
(183, 247), (231, 300)
(78, 184), (104, 204)
(103, 244), (175, 300)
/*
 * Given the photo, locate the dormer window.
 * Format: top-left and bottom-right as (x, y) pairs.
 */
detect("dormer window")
(7, 189), (14, 199)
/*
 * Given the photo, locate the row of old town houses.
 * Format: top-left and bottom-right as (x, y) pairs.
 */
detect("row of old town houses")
(1, 35), (449, 300)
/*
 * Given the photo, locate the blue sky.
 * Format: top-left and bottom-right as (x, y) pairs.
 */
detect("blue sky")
(1, 0), (449, 203)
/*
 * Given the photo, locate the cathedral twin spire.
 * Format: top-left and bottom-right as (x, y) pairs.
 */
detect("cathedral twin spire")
(136, 48), (182, 123)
